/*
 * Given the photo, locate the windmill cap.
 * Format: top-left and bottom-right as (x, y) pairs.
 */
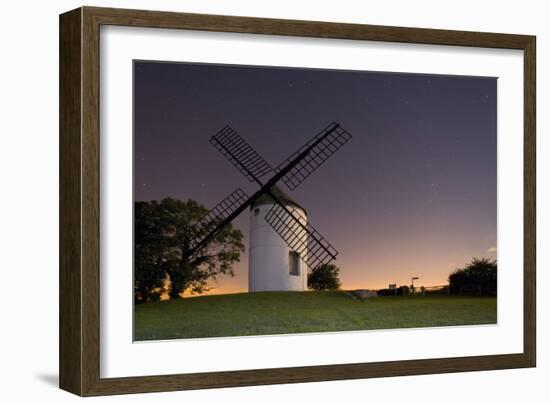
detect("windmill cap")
(251, 185), (307, 214)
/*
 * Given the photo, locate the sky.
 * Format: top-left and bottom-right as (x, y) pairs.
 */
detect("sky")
(134, 60), (497, 293)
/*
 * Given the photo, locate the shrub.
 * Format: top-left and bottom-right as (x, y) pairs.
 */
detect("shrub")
(449, 258), (497, 296)
(308, 263), (342, 291)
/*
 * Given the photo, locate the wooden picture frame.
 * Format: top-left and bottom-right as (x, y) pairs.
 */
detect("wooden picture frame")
(59, 6), (536, 396)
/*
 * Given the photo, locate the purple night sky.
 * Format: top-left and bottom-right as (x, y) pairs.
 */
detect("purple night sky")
(134, 60), (497, 293)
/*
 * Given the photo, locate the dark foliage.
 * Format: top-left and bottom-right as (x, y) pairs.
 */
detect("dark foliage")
(308, 263), (342, 291)
(134, 198), (244, 303)
(448, 258), (497, 296)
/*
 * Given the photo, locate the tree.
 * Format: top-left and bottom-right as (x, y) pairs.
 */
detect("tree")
(308, 263), (342, 291)
(448, 258), (497, 296)
(134, 198), (244, 303)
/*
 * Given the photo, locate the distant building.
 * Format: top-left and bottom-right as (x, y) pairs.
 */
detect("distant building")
(248, 186), (308, 292)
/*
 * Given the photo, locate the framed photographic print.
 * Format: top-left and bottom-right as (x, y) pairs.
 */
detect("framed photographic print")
(59, 6), (536, 396)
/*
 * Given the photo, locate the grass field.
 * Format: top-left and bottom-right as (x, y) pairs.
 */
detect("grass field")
(134, 291), (497, 341)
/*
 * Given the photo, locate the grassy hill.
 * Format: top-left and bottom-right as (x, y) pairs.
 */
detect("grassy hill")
(134, 291), (496, 341)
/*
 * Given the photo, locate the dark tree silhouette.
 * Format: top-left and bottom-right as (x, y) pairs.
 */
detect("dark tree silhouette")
(448, 258), (497, 296)
(308, 263), (342, 291)
(134, 198), (244, 303)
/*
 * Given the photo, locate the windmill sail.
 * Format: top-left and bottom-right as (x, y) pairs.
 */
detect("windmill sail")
(264, 203), (339, 269)
(187, 122), (351, 264)
(210, 125), (273, 182)
(274, 122), (352, 190)
(188, 187), (249, 253)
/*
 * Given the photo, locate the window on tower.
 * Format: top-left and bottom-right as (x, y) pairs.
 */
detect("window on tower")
(254, 208), (260, 216)
(289, 251), (300, 276)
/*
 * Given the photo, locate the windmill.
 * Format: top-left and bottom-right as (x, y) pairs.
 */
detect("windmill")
(185, 122), (352, 291)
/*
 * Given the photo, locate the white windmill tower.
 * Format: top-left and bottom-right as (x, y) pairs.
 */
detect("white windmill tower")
(249, 185), (308, 292)
(185, 123), (352, 293)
